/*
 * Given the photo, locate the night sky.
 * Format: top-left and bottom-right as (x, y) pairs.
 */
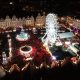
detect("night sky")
(0, 0), (80, 18)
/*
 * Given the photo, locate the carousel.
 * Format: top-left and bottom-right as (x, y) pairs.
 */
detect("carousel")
(16, 28), (30, 42)
(19, 45), (32, 58)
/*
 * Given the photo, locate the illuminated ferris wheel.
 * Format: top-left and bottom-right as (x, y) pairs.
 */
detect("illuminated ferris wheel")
(42, 13), (59, 46)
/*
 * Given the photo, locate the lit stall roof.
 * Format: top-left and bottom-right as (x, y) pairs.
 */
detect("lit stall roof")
(59, 32), (74, 39)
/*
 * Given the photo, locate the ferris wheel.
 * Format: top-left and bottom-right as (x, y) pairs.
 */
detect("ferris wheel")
(42, 13), (59, 46)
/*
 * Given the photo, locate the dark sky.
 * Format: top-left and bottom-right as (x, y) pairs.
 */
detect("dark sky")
(0, 0), (80, 18)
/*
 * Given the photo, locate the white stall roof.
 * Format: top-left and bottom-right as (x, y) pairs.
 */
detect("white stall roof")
(59, 32), (74, 39)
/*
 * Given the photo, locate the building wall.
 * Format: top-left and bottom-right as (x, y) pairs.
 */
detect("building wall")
(0, 12), (46, 30)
